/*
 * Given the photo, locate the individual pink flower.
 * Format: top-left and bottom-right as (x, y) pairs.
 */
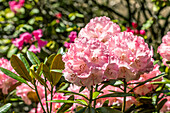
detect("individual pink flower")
(160, 96), (170, 112)
(131, 22), (138, 29)
(55, 13), (62, 19)
(126, 27), (131, 32)
(0, 58), (17, 94)
(32, 29), (43, 40)
(12, 37), (24, 50)
(140, 30), (146, 35)
(108, 32), (153, 81)
(69, 31), (77, 42)
(63, 37), (109, 89)
(29, 93), (70, 113)
(56, 19), (60, 23)
(28, 45), (41, 53)
(157, 32), (170, 67)
(16, 82), (51, 105)
(9, 0), (25, 13)
(128, 64), (162, 95)
(64, 42), (71, 48)
(38, 40), (48, 48)
(78, 16), (121, 43)
(20, 32), (32, 43)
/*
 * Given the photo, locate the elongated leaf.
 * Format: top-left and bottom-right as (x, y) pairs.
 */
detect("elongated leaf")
(45, 54), (55, 68)
(97, 93), (132, 99)
(10, 55), (31, 81)
(75, 107), (87, 113)
(157, 98), (167, 111)
(26, 51), (40, 65)
(79, 86), (86, 93)
(76, 99), (88, 106)
(42, 64), (52, 82)
(48, 100), (86, 106)
(50, 54), (65, 85)
(17, 53), (30, 72)
(93, 92), (100, 99)
(96, 107), (122, 113)
(30, 69), (48, 88)
(57, 47), (65, 55)
(57, 82), (69, 91)
(36, 63), (43, 76)
(57, 95), (74, 113)
(0, 67), (28, 85)
(128, 73), (166, 93)
(0, 103), (12, 113)
(58, 90), (88, 100)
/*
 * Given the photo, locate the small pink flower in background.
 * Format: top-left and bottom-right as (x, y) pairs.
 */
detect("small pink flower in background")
(56, 19), (60, 23)
(32, 29), (43, 40)
(28, 45), (41, 53)
(12, 37), (24, 50)
(157, 32), (170, 67)
(69, 31), (77, 42)
(20, 32), (32, 43)
(131, 22), (138, 29)
(9, 0), (25, 13)
(126, 27), (131, 32)
(56, 13), (62, 19)
(140, 30), (146, 35)
(128, 64), (162, 95)
(38, 40), (48, 48)
(0, 58), (17, 94)
(64, 42), (71, 48)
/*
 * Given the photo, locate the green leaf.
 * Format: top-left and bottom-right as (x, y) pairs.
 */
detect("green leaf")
(70, 15), (76, 21)
(141, 19), (154, 30)
(7, 44), (18, 58)
(50, 54), (65, 85)
(75, 107), (87, 113)
(10, 55), (31, 81)
(76, 99), (88, 106)
(0, 103), (12, 113)
(58, 90), (88, 100)
(102, 100), (109, 107)
(26, 51), (41, 66)
(57, 47), (65, 55)
(57, 95), (74, 113)
(157, 98), (167, 111)
(85, 107), (96, 113)
(0, 67), (28, 85)
(45, 54), (56, 68)
(79, 86), (86, 93)
(42, 64), (52, 82)
(17, 53), (30, 72)
(75, 13), (84, 18)
(57, 82), (69, 91)
(93, 92), (100, 99)
(97, 92), (132, 99)
(96, 107), (122, 113)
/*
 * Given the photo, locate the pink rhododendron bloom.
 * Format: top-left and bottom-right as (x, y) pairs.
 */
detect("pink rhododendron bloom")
(63, 37), (109, 89)
(140, 30), (146, 35)
(128, 64), (161, 95)
(29, 93), (70, 113)
(55, 13), (62, 19)
(108, 32), (153, 81)
(28, 45), (41, 53)
(9, 0), (25, 13)
(157, 32), (170, 67)
(78, 16), (121, 43)
(0, 58), (17, 94)
(20, 32), (32, 43)
(12, 37), (24, 50)
(38, 40), (48, 48)
(160, 96), (170, 112)
(32, 29), (43, 40)
(69, 31), (77, 42)
(16, 82), (51, 105)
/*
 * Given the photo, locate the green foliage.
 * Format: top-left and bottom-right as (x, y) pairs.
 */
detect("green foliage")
(0, 103), (12, 113)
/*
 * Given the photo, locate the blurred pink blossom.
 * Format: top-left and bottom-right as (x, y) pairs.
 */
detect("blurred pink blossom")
(157, 32), (170, 67)
(12, 37), (24, 50)
(64, 42), (71, 48)
(55, 13), (62, 19)
(28, 45), (41, 53)
(0, 58), (17, 94)
(38, 40), (48, 48)
(140, 30), (146, 35)
(69, 31), (77, 42)
(32, 29), (43, 40)
(20, 32), (32, 43)
(9, 0), (25, 13)
(131, 22), (138, 29)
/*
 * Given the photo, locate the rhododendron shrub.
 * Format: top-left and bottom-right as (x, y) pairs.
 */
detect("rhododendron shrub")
(158, 32), (170, 67)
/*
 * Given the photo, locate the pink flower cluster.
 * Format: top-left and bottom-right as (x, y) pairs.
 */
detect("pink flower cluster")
(12, 29), (47, 53)
(128, 64), (162, 95)
(16, 82), (51, 105)
(29, 93), (70, 113)
(9, 0), (25, 13)
(63, 16), (154, 88)
(126, 22), (145, 35)
(0, 58), (17, 94)
(55, 12), (62, 23)
(64, 31), (77, 48)
(157, 32), (170, 67)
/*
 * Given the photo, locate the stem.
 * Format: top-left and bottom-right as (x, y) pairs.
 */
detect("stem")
(122, 79), (127, 112)
(50, 85), (54, 113)
(34, 82), (46, 113)
(89, 86), (93, 109)
(93, 85), (98, 108)
(44, 78), (49, 113)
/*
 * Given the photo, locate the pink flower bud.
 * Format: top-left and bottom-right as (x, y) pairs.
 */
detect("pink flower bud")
(56, 13), (62, 19)
(131, 22), (138, 29)
(135, 30), (139, 35)
(130, 30), (135, 34)
(126, 27), (131, 32)
(140, 30), (146, 35)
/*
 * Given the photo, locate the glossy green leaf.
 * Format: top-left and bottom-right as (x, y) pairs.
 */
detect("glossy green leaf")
(0, 67), (28, 85)
(45, 54), (56, 68)
(79, 86), (86, 93)
(17, 53), (30, 72)
(26, 51), (41, 65)
(10, 55), (31, 81)
(57, 47), (65, 55)
(0, 103), (12, 113)
(93, 92), (100, 99)
(96, 107), (122, 113)
(75, 107), (87, 113)
(97, 93), (132, 99)
(42, 64), (52, 82)
(76, 99), (88, 106)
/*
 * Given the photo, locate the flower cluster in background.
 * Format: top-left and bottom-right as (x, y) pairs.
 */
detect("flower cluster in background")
(64, 31), (77, 48)
(0, 58), (17, 94)
(9, 0), (25, 13)
(12, 29), (47, 53)
(126, 22), (146, 36)
(55, 12), (62, 24)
